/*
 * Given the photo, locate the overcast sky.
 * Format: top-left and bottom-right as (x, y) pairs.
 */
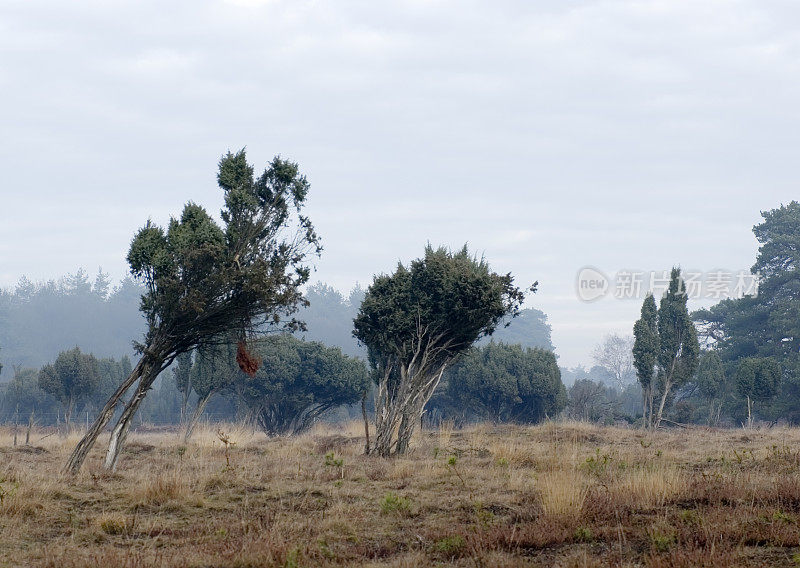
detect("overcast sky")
(2, 0), (799, 366)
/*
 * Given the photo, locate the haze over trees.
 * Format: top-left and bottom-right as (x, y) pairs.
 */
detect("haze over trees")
(37, 347), (100, 428)
(0, 271), (143, 379)
(238, 334), (369, 435)
(436, 342), (566, 424)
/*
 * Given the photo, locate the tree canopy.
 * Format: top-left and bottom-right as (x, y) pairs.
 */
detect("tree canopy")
(353, 244), (529, 455)
(693, 202), (799, 422)
(238, 334), (369, 435)
(38, 347), (100, 426)
(66, 149), (321, 473)
(441, 342), (566, 423)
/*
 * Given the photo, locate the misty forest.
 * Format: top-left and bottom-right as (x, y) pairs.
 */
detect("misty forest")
(3, 190), (797, 438)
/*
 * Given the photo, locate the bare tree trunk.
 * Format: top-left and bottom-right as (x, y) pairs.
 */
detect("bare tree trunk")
(104, 374), (157, 471)
(25, 410), (34, 445)
(746, 395), (752, 429)
(361, 391), (370, 455)
(64, 398), (74, 433)
(183, 394), (212, 443)
(63, 356), (155, 475)
(654, 379), (671, 430)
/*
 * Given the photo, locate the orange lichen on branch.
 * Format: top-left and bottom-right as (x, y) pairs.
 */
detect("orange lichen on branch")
(236, 340), (261, 377)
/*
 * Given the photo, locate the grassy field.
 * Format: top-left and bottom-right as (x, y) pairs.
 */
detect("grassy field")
(2, 421), (800, 567)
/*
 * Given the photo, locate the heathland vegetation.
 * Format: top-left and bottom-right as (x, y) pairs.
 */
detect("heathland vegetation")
(3, 152), (800, 565)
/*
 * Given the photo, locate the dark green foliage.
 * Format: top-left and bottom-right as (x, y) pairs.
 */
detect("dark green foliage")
(126, 150), (321, 357)
(239, 334), (369, 435)
(692, 202), (800, 422)
(633, 294), (659, 392)
(633, 270), (699, 429)
(440, 342), (565, 423)
(736, 357), (780, 405)
(354, 245), (527, 368)
(696, 351), (726, 401)
(38, 347), (100, 424)
(657, 269), (700, 386)
(1, 368), (55, 421)
(354, 244), (529, 455)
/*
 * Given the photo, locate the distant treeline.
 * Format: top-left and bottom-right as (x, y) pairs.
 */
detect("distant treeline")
(0, 273), (558, 428)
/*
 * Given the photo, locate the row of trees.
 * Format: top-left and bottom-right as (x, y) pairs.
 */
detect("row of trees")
(0, 150), (565, 472)
(622, 203), (800, 428)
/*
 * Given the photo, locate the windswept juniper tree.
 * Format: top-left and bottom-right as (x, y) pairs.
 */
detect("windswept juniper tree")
(353, 245), (529, 456)
(64, 150), (321, 473)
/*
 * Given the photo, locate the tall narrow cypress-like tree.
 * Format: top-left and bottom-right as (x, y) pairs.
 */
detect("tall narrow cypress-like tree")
(653, 268), (700, 428)
(633, 294), (658, 428)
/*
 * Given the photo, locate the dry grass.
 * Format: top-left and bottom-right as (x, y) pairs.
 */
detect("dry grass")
(1, 420), (800, 566)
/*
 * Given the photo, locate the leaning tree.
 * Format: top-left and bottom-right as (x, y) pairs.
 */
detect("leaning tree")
(353, 245), (529, 456)
(64, 150), (321, 473)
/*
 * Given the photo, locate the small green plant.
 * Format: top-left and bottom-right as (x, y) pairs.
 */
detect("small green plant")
(434, 535), (466, 558)
(581, 449), (612, 477)
(318, 539), (336, 560)
(496, 457), (509, 468)
(324, 451), (343, 468)
(380, 492), (410, 515)
(284, 547), (301, 568)
(324, 451), (344, 479)
(649, 530), (675, 552)
(679, 509), (701, 525)
(574, 526), (593, 542)
(473, 502), (495, 527)
(446, 455), (471, 497)
(773, 510), (794, 524)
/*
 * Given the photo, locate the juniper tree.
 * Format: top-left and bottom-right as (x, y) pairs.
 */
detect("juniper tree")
(38, 347), (100, 428)
(442, 342), (565, 424)
(238, 335), (369, 435)
(736, 357), (780, 428)
(183, 341), (241, 442)
(64, 150), (321, 473)
(353, 245), (528, 456)
(633, 294), (658, 428)
(695, 350), (726, 425)
(653, 268), (700, 428)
